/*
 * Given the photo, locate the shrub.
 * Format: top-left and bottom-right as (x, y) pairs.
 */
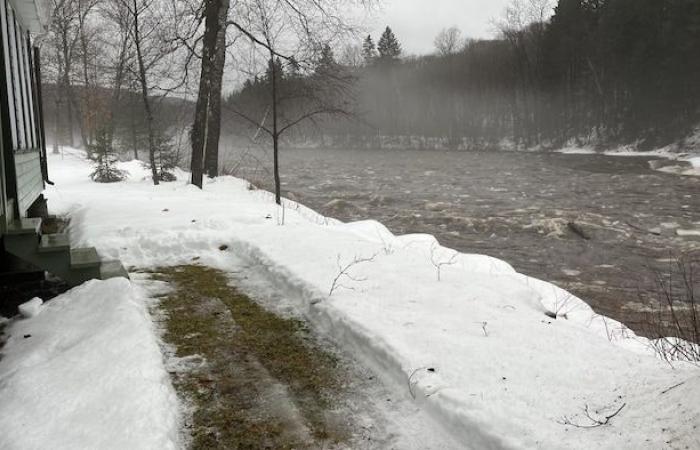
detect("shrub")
(643, 251), (700, 365)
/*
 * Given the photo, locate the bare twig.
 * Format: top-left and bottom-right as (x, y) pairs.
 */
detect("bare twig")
(328, 253), (377, 297)
(407, 367), (436, 399)
(642, 251), (700, 365)
(660, 381), (686, 396)
(430, 242), (458, 282)
(558, 402), (627, 428)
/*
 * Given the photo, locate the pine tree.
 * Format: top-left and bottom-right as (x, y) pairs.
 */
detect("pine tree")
(377, 26), (401, 61)
(362, 34), (376, 64)
(315, 44), (337, 76)
(288, 56), (301, 78)
(265, 57), (284, 83)
(153, 132), (178, 182)
(88, 127), (127, 183)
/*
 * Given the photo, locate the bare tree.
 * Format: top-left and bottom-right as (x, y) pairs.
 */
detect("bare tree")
(75, 0), (101, 147)
(127, 0), (159, 184)
(188, 0), (374, 191)
(115, 0), (183, 185)
(99, 0), (134, 147)
(190, 0), (231, 188)
(47, 0), (83, 148)
(495, 0), (554, 145)
(434, 26), (462, 56)
(224, 0), (362, 204)
(340, 43), (363, 68)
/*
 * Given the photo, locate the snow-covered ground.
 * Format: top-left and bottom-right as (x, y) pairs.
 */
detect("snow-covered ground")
(556, 130), (700, 176)
(0, 279), (180, 450)
(1, 149), (699, 449)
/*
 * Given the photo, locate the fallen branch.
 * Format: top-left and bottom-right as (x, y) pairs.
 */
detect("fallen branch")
(558, 402), (626, 428)
(660, 381), (686, 396)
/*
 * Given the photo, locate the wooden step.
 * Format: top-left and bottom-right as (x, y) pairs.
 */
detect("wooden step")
(4, 218), (42, 235)
(38, 233), (70, 253)
(70, 248), (101, 269)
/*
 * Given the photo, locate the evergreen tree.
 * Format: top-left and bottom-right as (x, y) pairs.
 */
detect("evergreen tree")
(88, 127), (127, 183)
(152, 132), (178, 182)
(315, 44), (337, 76)
(362, 35), (376, 64)
(137, 128), (179, 182)
(287, 56), (301, 78)
(265, 57), (284, 83)
(377, 26), (402, 61)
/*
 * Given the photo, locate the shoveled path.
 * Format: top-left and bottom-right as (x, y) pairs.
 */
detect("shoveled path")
(147, 265), (460, 450)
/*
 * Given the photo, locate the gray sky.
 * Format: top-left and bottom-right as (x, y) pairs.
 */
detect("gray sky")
(364, 0), (512, 55)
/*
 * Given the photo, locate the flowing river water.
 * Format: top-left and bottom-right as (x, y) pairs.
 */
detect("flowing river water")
(228, 147), (699, 337)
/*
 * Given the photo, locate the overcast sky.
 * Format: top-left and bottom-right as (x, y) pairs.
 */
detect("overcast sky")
(363, 0), (512, 55)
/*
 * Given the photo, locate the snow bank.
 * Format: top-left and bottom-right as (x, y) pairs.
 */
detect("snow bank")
(38, 148), (700, 449)
(0, 278), (180, 450)
(555, 139), (700, 176)
(18, 297), (43, 318)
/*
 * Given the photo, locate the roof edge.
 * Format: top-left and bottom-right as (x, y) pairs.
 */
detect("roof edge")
(8, 0), (50, 34)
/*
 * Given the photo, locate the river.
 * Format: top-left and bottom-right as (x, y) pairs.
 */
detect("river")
(226, 147), (700, 337)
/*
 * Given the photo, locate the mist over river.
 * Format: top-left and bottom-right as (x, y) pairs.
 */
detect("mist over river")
(227, 147), (699, 336)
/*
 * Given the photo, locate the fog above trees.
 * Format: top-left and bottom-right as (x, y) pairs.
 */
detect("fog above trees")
(318, 0), (700, 150)
(42, 0), (700, 165)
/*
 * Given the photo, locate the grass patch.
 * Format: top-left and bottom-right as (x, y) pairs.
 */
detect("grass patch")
(154, 265), (347, 449)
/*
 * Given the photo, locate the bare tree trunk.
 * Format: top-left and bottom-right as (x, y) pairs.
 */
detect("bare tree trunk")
(53, 42), (63, 153)
(61, 50), (75, 147)
(204, 16), (228, 178)
(78, 0), (91, 147)
(130, 106), (139, 159)
(271, 55), (281, 205)
(79, 23), (92, 146)
(131, 0), (159, 185)
(107, 10), (130, 149)
(191, 0), (230, 188)
(61, 31), (87, 149)
(53, 95), (61, 153)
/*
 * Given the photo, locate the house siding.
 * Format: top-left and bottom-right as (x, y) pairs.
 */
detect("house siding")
(14, 149), (41, 214)
(1, 0), (45, 222)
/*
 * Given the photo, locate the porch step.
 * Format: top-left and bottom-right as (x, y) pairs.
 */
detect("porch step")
(100, 260), (129, 280)
(70, 248), (101, 269)
(4, 218), (42, 235)
(3, 221), (128, 287)
(38, 233), (70, 253)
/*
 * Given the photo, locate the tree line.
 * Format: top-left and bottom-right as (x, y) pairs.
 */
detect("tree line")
(43, 0), (700, 172)
(262, 0), (700, 150)
(42, 0), (370, 189)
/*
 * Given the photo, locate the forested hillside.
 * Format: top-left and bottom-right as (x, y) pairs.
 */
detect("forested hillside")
(225, 0), (700, 150)
(45, 0), (700, 153)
